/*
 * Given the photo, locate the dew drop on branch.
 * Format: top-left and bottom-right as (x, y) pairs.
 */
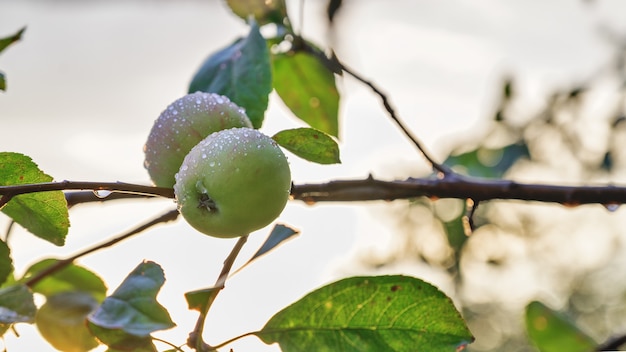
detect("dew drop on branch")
(93, 190), (112, 199)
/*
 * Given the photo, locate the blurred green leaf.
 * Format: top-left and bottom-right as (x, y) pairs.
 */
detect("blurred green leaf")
(0, 152), (69, 246)
(226, 0), (287, 25)
(0, 240), (13, 287)
(87, 261), (174, 350)
(0, 27), (25, 54)
(257, 275), (473, 351)
(526, 301), (596, 352)
(189, 21), (271, 129)
(273, 50), (340, 137)
(444, 143), (529, 178)
(272, 128), (340, 164)
(442, 213), (467, 254)
(88, 323), (156, 352)
(0, 27), (26, 92)
(36, 291), (100, 352)
(0, 285), (36, 325)
(22, 259), (107, 302)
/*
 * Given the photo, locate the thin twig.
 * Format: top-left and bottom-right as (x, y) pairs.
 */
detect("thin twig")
(152, 337), (186, 352)
(338, 63), (453, 176)
(211, 331), (259, 351)
(3, 220), (14, 243)
(23, 209), (179, 288)
(295, 40), (452, 176)
(188, 235), (249, 351)
(462, 199), (479, 236)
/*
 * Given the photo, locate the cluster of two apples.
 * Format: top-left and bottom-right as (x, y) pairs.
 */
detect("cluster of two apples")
(144, 92), (291, 238)
(35, 93), (289, 352)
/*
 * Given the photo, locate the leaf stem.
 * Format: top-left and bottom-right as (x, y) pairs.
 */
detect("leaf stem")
(152, 336), (186, 352)
(211, 331), (260, 350)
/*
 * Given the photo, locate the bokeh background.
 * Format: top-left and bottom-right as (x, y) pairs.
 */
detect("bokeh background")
(3, 0), (626, 351)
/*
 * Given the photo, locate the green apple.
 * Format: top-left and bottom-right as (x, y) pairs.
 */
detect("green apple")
(144, 92), (253, 187)
(174, 127), (291, 238)
(36, 291), (99, 352)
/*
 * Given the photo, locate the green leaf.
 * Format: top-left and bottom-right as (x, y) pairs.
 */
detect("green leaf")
(272, 50), (340, 137)
(232, 223), (299, 276)
(441, 212), (467, 255)
(257, 275), (473, 351)
(185, 287), (219, 313)
(189, 21), (271, 129)
(0, 285), (36, 325)
(0, 27), (25, 55)
(87, 261), (174, 345)
(525, 301), (596, 352)
(0, 152), (70, 246)
(88, 323), (157, 352)
(226, 0), (287, 25)
(246, 224), (299, 265)
(444, 143), (529, 178)
(35, 291), (100, 352)
(0, 27), (25, 93)
(0, 240), (13, 287)
(272, 128), (340, 164)
(22, 259), (107, 302)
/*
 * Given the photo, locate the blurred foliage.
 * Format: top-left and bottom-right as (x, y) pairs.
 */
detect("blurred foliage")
(525, 301), (596, 352)
(0, 27), (25, 92)
(345, 18), (626, 351)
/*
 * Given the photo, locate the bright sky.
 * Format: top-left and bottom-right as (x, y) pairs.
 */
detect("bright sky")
(2, 1), (626, 351)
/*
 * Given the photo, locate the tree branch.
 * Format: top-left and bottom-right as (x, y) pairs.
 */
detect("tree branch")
(291, 175), (626, 206)
(3, 177), (626, 208)
(0, 181), (174, 208)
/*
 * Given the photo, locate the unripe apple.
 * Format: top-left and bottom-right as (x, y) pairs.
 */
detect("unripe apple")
(36, 291), (99, 352)
(144, 92), (253, 188)
(174, 127), (291, 238)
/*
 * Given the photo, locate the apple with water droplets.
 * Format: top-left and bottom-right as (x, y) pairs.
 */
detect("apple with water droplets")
(144, 92), (252, 188)
(174, 127), (291, 238)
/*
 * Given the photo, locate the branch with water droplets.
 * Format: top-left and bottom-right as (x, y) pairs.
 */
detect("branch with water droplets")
(291, 175), (626, 208)
(0, 181), (174, 209)
(2, 177), (626, 209)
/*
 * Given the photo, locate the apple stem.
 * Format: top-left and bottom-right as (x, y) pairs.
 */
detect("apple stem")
(188, 234), (249, 351)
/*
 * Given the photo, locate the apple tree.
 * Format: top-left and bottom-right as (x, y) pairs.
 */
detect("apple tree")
(1, 1), (626, 351)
